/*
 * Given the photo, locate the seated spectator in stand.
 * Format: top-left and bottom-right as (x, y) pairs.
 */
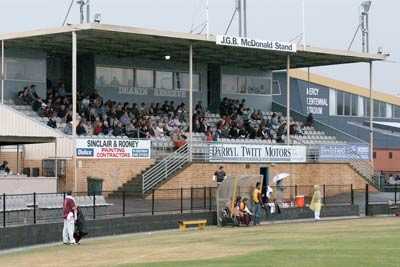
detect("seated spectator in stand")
(0, 161), (10, 174)
(306, 113), (314, 127)
(30, 85), (39, 100)
(195, 101), (205, 116)
(57, 82), (67, 97)
(206, 127), (214, 142)
(173, 134), (187, 150)
(102, 121), (111, 136)
(154, 122), (165, 138)
(63, 122), (73, 135)
(240, 198), (252, 226)
(76, 120), (87, 136)
(112, 122), (124, 136)
(93, 121), (103, 135)
(47, 114), (57, 128)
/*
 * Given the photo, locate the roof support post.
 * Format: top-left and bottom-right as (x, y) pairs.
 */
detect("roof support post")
(72, 31), (78, 193)
(189, 44), (193, 162)
(286, 54), (291, 145)
(369, 61), (374, 164)
(1, 40), (4, 105)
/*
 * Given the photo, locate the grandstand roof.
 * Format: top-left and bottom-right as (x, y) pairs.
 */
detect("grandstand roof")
(290, 69), (400, 106)
(0, 23), (386, 70)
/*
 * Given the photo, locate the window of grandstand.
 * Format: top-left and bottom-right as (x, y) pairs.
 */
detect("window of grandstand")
(221, 74), (239, 93)
(174, 72), (200, 91)
(373, 100), (387, 118)
(155, 71), (173, 90)
(246, 76), (272, 95)
(5, 58), (46, 82)
(221, 74), (272, 95)
(96, 66), (134, 87)
(136, 69), (154, 88)
(336, 91), (358, 116)
(394, 105), (400, 118)
(272, 80), (282, 95)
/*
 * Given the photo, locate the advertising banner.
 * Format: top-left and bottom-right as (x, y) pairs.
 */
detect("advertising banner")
(319, 144), (369, 161)
(209, 143), (306, 163)
(76, 138), (151, 159)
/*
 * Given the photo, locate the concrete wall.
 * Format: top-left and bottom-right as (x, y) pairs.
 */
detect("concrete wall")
(0, 176), (56, 194)
(0, 212), (217, 250)
(156, 163), (367, 191)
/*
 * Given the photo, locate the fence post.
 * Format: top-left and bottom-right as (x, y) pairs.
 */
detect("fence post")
(180, 188), (183, 214)
(294, 185), (298, 198)
(190, 187), (193, 212)
(351, 184), (354, 205)
(203, 187), (207, 209)
(209, 187), (212, 211)
(3, 193), (6, 228)
(33, 192), (36, 224)
(63, 192), (66, 202)
(151, 189), (155, 215)
(365, 184), (369, 216)
(92, 193), (96, 220)
(122, 191), (126, 217)
(395, 185), (397, 205)
(323, 184), (326, 205)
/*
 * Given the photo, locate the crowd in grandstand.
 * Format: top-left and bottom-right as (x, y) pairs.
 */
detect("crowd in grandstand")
(16, 84), (307, 145)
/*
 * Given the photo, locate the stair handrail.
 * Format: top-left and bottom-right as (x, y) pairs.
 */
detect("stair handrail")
(348, 149), (378, 187)
(142, 143), (190, 193)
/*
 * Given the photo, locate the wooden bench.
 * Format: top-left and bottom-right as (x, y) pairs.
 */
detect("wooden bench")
(178, 220), (207, 231)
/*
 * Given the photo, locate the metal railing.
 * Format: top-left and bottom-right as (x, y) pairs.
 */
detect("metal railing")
(0, 187), (217, 228)
(142, 143), (190, 193)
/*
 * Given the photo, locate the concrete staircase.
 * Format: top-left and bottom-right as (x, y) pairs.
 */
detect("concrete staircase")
(349, 160), (379, 189)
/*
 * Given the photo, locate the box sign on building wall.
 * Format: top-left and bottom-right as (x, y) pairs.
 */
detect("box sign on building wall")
(76, 138), (151, 159)
(209, 143), (307, 163)
(216, 35), (297, 53)
(319, 144), (370, 161)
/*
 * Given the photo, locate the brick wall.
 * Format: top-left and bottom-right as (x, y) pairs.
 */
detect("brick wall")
(157, 163), (368, 192)
(74, 159), (155, 192)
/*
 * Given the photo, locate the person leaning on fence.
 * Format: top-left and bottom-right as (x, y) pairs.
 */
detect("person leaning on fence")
(73, 206), (88, 244)
(310, 185), (322, 221)
(213, 166), (226, 185)
(63, 192), (77, 245)
(252, 182), (263, 225)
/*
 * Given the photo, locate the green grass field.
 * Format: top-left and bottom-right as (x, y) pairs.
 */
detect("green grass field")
(1, 217), (399, 267)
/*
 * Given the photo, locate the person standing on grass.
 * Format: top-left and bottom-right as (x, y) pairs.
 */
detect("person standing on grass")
(310, 185), (322, 221)
(63, 192), (77, 245)
(252, 182), (262, 225)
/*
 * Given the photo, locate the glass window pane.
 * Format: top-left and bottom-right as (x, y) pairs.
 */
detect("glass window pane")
(175, 73), (200, 91)
(364, 98), (370, 117)
(337, 91), (343, 115)
(96, 67), (133, 87)
(344, 93), (351, 115)
(380, 102), (386, 118)
(272, 80), (281, 95)
(238, 76), (246, 94)
(155, 71), (173, 90)
(373, 100), (379, 117)
(136, 69), (154, 88)
(246, 76), (270, 95)
(221, 74), (238, 93)
(394, 106), (400, 118)
(351, 94), (358, 116)
(5, 58), (46, 82)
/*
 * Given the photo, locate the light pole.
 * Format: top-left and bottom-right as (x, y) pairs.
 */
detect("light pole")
(361, 1), (371, 53)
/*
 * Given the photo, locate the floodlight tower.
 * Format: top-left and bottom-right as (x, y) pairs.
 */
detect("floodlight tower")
(360, 1), (371, 53)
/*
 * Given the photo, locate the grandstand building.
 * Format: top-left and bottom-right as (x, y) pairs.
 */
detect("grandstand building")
(0, 23), (393, 194)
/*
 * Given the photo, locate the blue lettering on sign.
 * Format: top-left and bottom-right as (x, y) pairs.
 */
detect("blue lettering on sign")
(132, 149), (149, 158)
(76, 148), (94, 157)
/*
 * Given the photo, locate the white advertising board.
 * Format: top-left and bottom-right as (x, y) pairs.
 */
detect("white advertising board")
(209, 143), (306, 163)
(76, 138), (151, 159)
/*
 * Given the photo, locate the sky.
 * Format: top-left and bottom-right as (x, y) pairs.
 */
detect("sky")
(0, 0), (398, 95)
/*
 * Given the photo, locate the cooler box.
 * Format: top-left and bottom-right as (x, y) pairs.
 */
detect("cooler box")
(295, 195), (305, 208)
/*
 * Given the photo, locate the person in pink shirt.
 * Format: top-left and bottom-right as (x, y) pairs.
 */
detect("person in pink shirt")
(63, 192), (77, 245)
